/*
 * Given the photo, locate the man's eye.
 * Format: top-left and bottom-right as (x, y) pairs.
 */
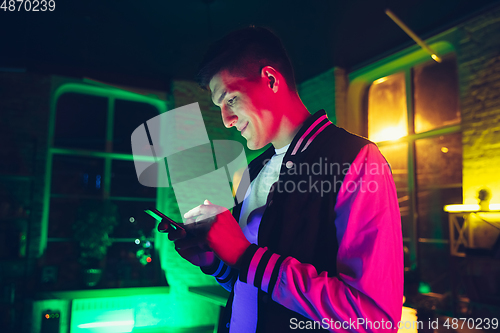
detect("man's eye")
(227, 96), (237, 106)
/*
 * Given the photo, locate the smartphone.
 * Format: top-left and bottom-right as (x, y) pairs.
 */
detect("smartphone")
(144, 208), (189, 235)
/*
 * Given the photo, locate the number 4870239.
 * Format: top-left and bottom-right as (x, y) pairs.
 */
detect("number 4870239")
(443, 317), (498, 330)
(1, 0), (55, 11)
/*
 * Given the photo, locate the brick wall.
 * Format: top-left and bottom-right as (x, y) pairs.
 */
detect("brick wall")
(298, 67), (340, 123)
(457, 5), (500, 205)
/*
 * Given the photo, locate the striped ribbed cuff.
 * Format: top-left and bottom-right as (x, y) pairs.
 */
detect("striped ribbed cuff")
(200, 257), (233, 283)
(200, 257), (222, 276)
(238, 244), (284, 295)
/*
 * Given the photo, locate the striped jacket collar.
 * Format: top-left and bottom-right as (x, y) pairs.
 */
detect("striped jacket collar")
(288, 109), (332, 156)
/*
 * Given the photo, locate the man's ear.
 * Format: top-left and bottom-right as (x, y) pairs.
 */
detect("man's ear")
(261, 66), (279, 93)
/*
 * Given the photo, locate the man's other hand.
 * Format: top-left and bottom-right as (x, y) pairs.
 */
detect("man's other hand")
(184, 200), (251, 267)
(168, 220), (214, 267)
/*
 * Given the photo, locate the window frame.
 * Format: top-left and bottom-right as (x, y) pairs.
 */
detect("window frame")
(346, 40), (462, 271)
(40, 81), (167, 288)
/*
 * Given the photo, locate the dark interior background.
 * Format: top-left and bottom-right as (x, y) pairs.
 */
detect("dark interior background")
(2, 0), (500, 88)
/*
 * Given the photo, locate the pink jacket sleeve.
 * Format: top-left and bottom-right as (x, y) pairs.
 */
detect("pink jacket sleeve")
(238, 144), (404, 332)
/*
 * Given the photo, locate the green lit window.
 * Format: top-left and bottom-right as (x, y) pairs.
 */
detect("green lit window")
(44, 85), (165, 291)
(367, 55), (462, 294)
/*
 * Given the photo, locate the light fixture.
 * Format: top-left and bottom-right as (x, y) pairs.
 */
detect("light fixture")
(444, 203), (500, 212)
(385, 9), (442, 63)
(374, 77), (388, 84)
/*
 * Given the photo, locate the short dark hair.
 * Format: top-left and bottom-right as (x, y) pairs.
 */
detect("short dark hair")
(196, 26), (296, 91)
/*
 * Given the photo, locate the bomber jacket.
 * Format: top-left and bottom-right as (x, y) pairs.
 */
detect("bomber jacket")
(202, 110), (404, 332)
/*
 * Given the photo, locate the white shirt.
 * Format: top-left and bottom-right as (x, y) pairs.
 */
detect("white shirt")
(230, 144), (289, 333)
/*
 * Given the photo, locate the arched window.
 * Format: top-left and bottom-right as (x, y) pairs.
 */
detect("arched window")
(42, 83), (167, 290)
(348, 42), (462, 294)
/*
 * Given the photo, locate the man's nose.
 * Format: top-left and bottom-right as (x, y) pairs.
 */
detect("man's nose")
(221, 106), (238, 128)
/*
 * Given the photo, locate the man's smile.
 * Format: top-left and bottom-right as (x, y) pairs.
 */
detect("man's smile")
(238, 122), (249, 134)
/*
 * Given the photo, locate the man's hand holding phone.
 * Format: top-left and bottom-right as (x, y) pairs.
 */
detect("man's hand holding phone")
(168, 222), (215, 268)
(145, 208), (214, 267)
(167, 200), (223, 268)
(147, 200), (250, 268)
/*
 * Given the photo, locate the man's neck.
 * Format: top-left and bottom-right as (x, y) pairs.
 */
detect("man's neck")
(271, 94), (311, 149)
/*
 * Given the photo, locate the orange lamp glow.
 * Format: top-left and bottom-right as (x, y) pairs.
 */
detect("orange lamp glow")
(370, 124), (407, 142)
(368, 72), (408, 143)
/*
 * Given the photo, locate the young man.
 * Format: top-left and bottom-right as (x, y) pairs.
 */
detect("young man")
(171, 27), (403, 332)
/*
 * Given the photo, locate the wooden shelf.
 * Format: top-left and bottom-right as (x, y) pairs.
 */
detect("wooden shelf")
(188, 285), (230, 307)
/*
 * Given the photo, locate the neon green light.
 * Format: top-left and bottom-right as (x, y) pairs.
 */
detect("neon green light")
(50, 147), (156, 162)
(418, 282), (431, 294)
(349, 41), (455, 83)
(144, 209), (162, 221)
(53, 83), (166, 112)
(78, 320), (135, 329)
(444, 203), (500, 212)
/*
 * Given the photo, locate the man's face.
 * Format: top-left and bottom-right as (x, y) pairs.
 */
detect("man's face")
(209, 70), (279, 150)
